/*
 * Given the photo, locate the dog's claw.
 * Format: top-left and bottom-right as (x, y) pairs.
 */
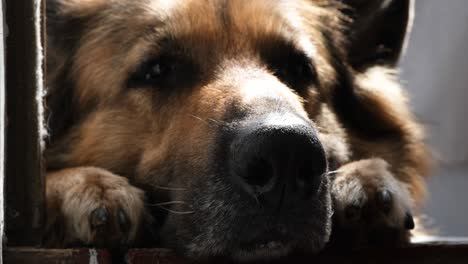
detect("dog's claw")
(404, 212), (415, 230)
(90, 207), (108, 229)
(377, 189), (393, 214)
(118, 208), (131, 233)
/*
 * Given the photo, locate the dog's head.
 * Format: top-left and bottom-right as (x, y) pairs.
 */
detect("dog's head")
(46, 0), (414, 259)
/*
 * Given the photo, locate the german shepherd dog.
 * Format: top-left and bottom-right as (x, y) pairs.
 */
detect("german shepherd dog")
(45, 0), (430, 260)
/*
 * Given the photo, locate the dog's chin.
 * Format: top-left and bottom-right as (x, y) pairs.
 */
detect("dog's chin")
(232, 241), (294, 261)
(177, 224), (329, 261)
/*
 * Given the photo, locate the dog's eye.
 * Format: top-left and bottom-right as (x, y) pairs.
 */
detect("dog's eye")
(276, 60), (313, 83)
(265, 50), (317, 94)
(145, 62), (174, 81)
(128, 55), (187, 88)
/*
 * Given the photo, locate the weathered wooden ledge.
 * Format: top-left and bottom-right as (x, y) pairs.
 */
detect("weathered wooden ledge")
(4, 239), (468, 264)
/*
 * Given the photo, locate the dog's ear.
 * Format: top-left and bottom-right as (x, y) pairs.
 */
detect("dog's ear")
(342, 0), (413, 71)
(47, 0), (107, 52)
(46, 0), (106, 144)
(47, 0), (107, 18)
(329, 0), (418, 139)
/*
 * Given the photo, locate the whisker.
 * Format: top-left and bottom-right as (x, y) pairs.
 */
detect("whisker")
(252, 193), (261, 206)
(326, 169), (345, 175)
(154, 205), (195, 215)
(146, 201), (187, 206)
(189, 114), (214, 127)
(189, 114), (226, 127)
(207, 118), (225, 126)
(150, 184), (188, 191)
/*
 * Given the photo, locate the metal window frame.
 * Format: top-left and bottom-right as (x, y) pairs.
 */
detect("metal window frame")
(4, 0), (45, 246)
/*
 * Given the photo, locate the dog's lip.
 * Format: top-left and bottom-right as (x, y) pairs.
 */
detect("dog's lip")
(237, 229), (291, 250)
(233, 237), (293, 260)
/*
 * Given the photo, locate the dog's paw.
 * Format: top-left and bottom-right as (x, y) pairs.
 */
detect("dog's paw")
(45, 167), (148, 248)
(329, 158), (415, 247)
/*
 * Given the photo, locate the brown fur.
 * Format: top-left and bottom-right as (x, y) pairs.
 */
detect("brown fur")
(45, 0), (430, 258)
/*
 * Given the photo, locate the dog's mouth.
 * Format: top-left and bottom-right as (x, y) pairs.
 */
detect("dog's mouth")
(239, 229), (288, 249)
(234, 242), (293, 261)
(234, 230), (294, 260)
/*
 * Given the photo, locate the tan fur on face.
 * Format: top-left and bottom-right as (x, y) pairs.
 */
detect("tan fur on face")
(47, 0), (343, 180)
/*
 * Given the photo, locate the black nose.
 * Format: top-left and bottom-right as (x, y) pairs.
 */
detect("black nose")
(230, 117), (327, 205)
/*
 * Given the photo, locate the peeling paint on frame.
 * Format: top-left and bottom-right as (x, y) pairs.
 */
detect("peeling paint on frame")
(89, 249), (100, 264)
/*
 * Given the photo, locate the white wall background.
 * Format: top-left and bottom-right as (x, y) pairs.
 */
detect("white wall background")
(401, 0), (468, 236)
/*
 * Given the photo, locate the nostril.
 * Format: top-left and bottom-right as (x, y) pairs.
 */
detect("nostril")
(296, 157), (326, 197)
(297, 162), (311, 187)
(297, 161), (313, 188)
(244, 157), (274, 188)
